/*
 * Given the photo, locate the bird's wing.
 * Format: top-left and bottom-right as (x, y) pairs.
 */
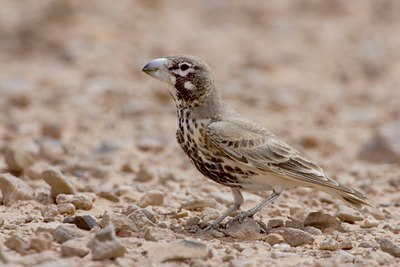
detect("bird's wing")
(206, 119), (350, 192)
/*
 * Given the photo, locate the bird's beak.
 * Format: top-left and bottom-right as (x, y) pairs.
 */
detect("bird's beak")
(142, 58), (170, 82)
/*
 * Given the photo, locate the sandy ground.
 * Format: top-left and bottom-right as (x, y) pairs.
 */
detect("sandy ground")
(0, 0), (400, 266)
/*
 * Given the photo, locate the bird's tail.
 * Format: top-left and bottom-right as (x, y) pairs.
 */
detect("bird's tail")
(318, 183), (373, 209)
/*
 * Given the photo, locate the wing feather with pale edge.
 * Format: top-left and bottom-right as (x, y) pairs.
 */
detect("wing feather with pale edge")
(205, 119), (365, 198)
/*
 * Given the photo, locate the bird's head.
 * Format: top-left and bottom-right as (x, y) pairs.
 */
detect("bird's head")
(142, 55), (216, 109)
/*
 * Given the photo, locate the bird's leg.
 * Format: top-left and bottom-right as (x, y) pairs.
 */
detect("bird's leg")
(198, 188), (243, 234)
(226, 190), (282, 226)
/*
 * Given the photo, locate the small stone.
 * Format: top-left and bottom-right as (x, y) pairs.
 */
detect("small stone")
(289, 207), (308, 222)
(264, 233), (284, 246)
(55, 194), (74, 204)
(101, 212), (136, 235)
(135, 164), (154, 182)
(61, 238), (89, 257)
(185, 217), (200, 227)
(143, 239), (211, 262)
(0, 173), (34, 205)
(304, 212), (342, 230)
(336, 211), (363, 224)
(41, 205), (60, 222)
(42, 168), (76, 199)
(98, 191), (120, 202)
(29, 232), (52, 252)
(181, 198), (218, 210)
(340, 239), (354, 250)
(72, 215), (98, 230)
(359, 120), (400, 164)
(303, 226), (322, 235)
(319, 237), (340, 251)
(225, 218), (261, 239)
(378, 237), (400, 258)
(359, 240), (379, 249)
(41, 123), (62, 139)
(144, 227), (176, 241)
(71, 193), (95, 210)
(370, 209), (385, 220)
(38, 138), (65, 160)
(128, 209), (157, 231)
(88, 226), (126, 261)
(53, 225), (85, 244)
(361, 219), (379, 228)
(25, 162), (50, 180)
(4, 148), (35, 172)
(57, 203), (76, 215)
(267, 218), (284, 228)
(0, 245), (8, 264)
(5, 235), (29, 253)
(138, 190), (164, 207)
(282, 228), (314, 247)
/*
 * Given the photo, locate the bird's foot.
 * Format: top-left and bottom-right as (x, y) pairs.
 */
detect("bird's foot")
(225, 211), (253, 228)
(196, 222), (220, 236)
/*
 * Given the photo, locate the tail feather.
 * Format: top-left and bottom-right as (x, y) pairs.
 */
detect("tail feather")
(319, 184), (373, 209)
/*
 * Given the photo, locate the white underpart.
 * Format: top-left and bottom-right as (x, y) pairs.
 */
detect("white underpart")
(184, 81), (196, 90)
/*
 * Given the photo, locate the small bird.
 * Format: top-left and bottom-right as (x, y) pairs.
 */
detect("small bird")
(142, 55), (371, 233)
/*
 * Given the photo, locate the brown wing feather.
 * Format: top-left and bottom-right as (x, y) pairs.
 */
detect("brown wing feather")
(206, 119), (371, 207)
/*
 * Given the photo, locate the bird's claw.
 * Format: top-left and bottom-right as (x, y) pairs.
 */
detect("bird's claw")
(225, 212), (252, 228)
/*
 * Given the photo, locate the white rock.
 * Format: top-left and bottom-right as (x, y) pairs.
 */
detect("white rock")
(53, 225), (85, 244)
(0, 173), (34, 205)
(138, 190), (164, 207)
(319, 237), (340, 251)
(87, 226), (126, 260)
(61, 238), (89, 257)
(42, 168), (76, 199)
(225, 218), (261, 239)
(143, 227), (176, 241)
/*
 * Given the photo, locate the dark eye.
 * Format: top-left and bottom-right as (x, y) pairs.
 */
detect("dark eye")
(180, 63), (190, 71)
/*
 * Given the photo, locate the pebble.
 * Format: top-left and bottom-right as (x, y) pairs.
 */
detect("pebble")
(29, 232), (53, 252)
(144, 227), (176, 241)
(37, 138), (65, 160)
(267, 218), (284, 228)
(181, 198), (218, 210)
(135, 164), (154, 182)
(142, 239), (211, 262)
(340, 239), (354, 250)
(225, 218), (261, 239)
(42, 168), (76, 199)
(53, 225), (85, 244)
(370, 209), (385, 220)
(138, 190), (165, 207)
(303, 226), (322, 235)
(358, 119), (400, 164)
(361, 219), (379, 228)
(319, 237), (340, 251)
(378, 237), (400, 258)
(71, 193), (95, 210)
(281, 228), (314, 247)
(87, 226), (126, 261)
(55, 194), (74, 204)
(72, 215), (98, 230)
(101, 211), (137, 236)
(61, 238), (89, 258)
(128, 209), (157, 232)
(41, 123), (62, 139)
(4, 148), (35, 172)
(289, 207), (309, 222)
(0, 245), (8, 264)
(98, 191), (120, 202)
(41, 205), (60, 222)
(304, 212), (342, 230)
(57, 203), (76, 215)
(185, 217), (201, 227)
(264, 233), (284, 246)
(25, 162), (50, 180)
(336, 211), (363, 224)
(5, 235), (29, 253)
(0, 173), (34, 205)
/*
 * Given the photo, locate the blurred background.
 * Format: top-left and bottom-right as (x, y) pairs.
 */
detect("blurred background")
(0, 0), (399, 186)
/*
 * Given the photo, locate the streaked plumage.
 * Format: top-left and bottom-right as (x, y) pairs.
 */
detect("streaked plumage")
(142, 55), (371, 232)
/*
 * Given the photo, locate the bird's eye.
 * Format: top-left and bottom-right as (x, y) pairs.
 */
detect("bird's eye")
(180, 63), (190, 71)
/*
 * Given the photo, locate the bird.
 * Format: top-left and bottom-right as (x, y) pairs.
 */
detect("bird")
(142, 55), (372, 233)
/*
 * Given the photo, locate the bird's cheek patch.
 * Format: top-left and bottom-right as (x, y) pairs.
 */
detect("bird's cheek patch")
(170, 76), (176, 85)
(184, 81), (196, 90)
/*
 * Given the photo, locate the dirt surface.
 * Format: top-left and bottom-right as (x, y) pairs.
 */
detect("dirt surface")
(1, 1), (400, 266)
